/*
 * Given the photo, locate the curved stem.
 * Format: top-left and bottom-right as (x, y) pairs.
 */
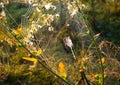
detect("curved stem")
(75, 0), (104, 85)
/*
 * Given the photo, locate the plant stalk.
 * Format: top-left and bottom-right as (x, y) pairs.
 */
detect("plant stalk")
(75, 1), (104, 85)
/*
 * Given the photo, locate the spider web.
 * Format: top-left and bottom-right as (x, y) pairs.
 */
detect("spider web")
(0, 0), (99, 84)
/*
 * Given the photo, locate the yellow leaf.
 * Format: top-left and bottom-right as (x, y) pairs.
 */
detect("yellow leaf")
(58, 62), (67, 79)
(36, 48), (43, 56)
(101, 57), (105, 64)
(12, 25), (22, 35)
(22, 57), (37, 65)
(17, 25), (22, 33)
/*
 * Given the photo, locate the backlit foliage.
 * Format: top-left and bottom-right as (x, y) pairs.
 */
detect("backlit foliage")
(58, 62), (67, 79)
(0, 0), (120, 85)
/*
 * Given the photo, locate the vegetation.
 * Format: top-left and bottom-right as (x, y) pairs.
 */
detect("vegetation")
(0, 0), (120, 85)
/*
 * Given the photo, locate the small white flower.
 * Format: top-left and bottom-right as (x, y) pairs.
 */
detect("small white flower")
(29, 29), (34, 33)
(29, 0), (33, 4)
(82, 4), (86, 8)
(44, 3), (52, 10)
(32, 21), (35, 24)
(55, 14), (59, 17)
(67, 3), (72, 10)
(38, 25), (42, 28)
(48, 26), (54, 31)
(0, 2), (4, 8)
(1, 9), (6, 16)
(29, 41), (33, 46)
(33, 26), (38, 32)
(71, 9), (78, 17)
(31, 35), (34, 39)
(66, 23), (70, 27)
(52, 5), (56, 10)
(49, 14), (54, 21)
(44, 3), (56, 10)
